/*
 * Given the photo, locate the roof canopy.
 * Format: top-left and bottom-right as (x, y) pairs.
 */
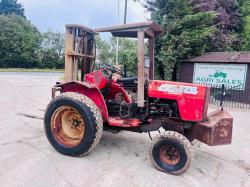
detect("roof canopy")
(95, 21), (163, 38)
(182, 52), (250, 64)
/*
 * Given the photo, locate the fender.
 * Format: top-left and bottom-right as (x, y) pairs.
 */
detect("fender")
(55, 81), (109, 122)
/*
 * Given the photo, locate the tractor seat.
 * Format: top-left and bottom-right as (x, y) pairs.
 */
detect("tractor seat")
(116, 77), (137, 89)
(117, 77), (137, 84)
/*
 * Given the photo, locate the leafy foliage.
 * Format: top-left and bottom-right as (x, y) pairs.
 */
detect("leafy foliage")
(145, 0), (217, 80)
(239, 0), (250, 50)
(96, 37), (137, 76)
(191, 0), (241, 51)
(0, 0), (25, 17)
(111, 38), (137, 75)
(0, 1), (65, 69)
(0, 0), (246, 73)
(96, 36), (112, 64)
(0, 15), (40, 68)
(39, 31), (65, 69)
(0, 15), (65, 69)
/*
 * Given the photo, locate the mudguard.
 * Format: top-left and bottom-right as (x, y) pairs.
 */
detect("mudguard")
(54, 81), (109, 122)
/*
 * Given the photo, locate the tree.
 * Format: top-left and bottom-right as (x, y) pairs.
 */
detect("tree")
(96, 36), (112, 64)
(145, 0), (217, 80)
(96, 36), (137, 76)
(191, 0), (241, 51)
(0, 2), (65, 69)
(0, 0), (25, 17)
(0, 15), (40, 68)
(39, 31), (65, 69)
(111, 37), (137, 76)
(239, 0), (250, 50)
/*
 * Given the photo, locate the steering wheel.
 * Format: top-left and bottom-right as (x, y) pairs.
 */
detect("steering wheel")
(99, 63), (123, 75)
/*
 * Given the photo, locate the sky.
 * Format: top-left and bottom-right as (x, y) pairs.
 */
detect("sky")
(18, 0), (150, 32)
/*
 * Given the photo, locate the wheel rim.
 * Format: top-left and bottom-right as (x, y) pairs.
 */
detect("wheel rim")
(160, 145), (181, 165)
(51, 106), (85, 148)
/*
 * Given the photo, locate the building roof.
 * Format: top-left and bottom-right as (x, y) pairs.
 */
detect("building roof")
(95, 21), (163, 38)
(182, 52), (250, 64)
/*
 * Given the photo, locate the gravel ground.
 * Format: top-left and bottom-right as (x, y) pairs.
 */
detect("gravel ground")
(0, 72), (249, 187)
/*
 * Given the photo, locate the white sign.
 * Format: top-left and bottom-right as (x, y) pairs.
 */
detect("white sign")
(158, 84), (198, 95)
(193, 63), (248, 90)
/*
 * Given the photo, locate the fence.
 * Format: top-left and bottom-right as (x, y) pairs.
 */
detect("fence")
(123, 66), (250, 109)
(208, 84), (250, 109)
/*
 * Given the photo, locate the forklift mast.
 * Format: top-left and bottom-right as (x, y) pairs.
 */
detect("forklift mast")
(64, 24), (97, 82)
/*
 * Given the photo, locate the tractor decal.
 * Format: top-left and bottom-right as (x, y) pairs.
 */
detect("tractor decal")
(209, 71), (227, 79)
(158, 84), (198, 95)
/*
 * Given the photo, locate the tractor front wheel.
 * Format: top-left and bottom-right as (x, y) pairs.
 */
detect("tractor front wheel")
(44, 92), (103, 156)
(150, 131), (194, 175)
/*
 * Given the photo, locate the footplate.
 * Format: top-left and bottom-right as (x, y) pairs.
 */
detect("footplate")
(192, 110), (233, 146)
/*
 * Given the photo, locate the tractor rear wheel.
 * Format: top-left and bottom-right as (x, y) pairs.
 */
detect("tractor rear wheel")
(150, 131), (194, 175)
(44, 92), (103, 156)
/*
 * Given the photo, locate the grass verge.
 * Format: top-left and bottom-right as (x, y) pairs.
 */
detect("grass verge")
(0, 68), (64, 73)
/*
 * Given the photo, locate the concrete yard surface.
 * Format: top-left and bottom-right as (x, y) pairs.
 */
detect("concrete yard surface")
(0, 72), (249, 187)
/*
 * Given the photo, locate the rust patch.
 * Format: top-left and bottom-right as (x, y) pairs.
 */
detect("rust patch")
(108, 117), (140, 128)
(162, 119), (184, 133)
(192, 110), (233, 146)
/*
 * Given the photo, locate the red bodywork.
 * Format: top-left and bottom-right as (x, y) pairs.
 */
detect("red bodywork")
(58, 81), (109, 122)
(53, 70), (233, 146)
(85, 70), (108, 90)
(56, 70), (210, 124)
(57, 70), (132, 125)
(148, 81), (210, 122)
(85, 70), (131, 104)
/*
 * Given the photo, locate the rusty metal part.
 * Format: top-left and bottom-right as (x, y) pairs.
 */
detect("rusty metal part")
(162, 118), (185, 133)
(52, 87), (61, 99)
(192, 110), (233, 146)
(51, 106), (85, 148)
(108, 117), (140, 128)
(160, 145), (181, 166)
(140, 119), (162, 132)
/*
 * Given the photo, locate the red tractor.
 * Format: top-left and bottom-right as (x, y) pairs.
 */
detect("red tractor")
(44, 22), (233, 175)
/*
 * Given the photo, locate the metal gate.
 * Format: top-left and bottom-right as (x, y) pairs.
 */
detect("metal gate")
(209, 84), (250, 109)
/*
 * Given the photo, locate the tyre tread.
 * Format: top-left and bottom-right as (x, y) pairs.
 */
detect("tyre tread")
(44, 92), (103, 156)
(149, 131), (194, 175)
